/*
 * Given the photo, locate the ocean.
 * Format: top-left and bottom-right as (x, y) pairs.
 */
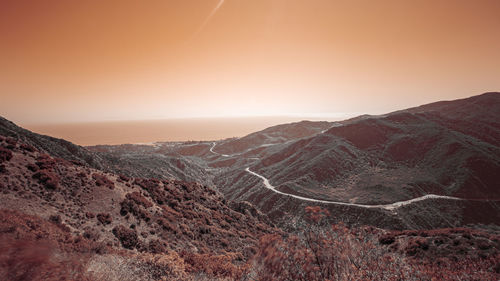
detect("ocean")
(23, 116), (341, 146)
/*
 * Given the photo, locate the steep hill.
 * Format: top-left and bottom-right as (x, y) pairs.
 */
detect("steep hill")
(213, 92), (500, 228)
(0, 134), (276, 280)
(0, 117), (106, 169)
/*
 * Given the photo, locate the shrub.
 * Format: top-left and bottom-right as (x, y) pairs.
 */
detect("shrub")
(0, 147), (13, 163)
(118, 174), (130, 182)
(247, 206), (500, 281)
(96, 213), (112, 225)
(157, 218), (177, 233)
(26, 163), (39, 172)
(48, 215), (62, 224)
(0, 237), (89, 281)
(92, 173), (114, 189)
(379, 234), (396, 245)
(19, 143), (36, 153)
(83, 229), (100, 241)
(112, 225), (138, 249)
(120, 195), (152, 222)
(35, 155), (57, 170)
(148, 239), (167, 254)
(182, 252), (244, 279)
(32, 170), (59, 190)
(126, 192), (152, 208)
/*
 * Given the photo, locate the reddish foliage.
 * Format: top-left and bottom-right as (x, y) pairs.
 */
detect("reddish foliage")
(120, 193), (153, 222)
(133, 178), (167, 205)
(0, 238), (90, 281)
(0, 147), (13, 163)
(126, 191), (153, 208)
(381, 228), (500, 260)
(182, 252), (244, 279)
(248, 206), (500, 281)
(48, 215), (62, 224)
(406, 238), (429, 256)
(76, 171), (87, 178)
(82, 229), (100, 242)
(35, 154), (57, 170)
(148, 239), (167, 254)
(96, 213), (112, 225)
(305, 206), (330, 223)
(26, 163), (39, 172)
(112, 225), (138, 249)
(157, 217), (178, 233)
(32, 170), (59, 190)
(379, 234), (396, 245)
(19, 143), (36, 153)
(92, 173), (114, 189)
(0, 210), (104, 280)
(118, 174), (130, 182)
(5, 137), (17, 145)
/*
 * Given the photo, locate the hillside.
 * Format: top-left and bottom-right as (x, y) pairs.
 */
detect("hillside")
(213, 92), (500, 228)
(0, 117), (106, 169)
(1, 100), (499, 279)
(0, 134), (277, 280)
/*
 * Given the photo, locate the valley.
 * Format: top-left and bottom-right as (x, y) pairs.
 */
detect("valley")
(1, 92), (499, 280)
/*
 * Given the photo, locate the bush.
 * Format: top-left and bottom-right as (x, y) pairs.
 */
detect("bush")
(96, 213), (112, 225)
(118, 174), (130, 182)
(126, 192), (153, 208)
(19, 143), (36, 153)
(26, 163), (39, 172)
(247, 206), (500, 281)
(35, 155), (57, 170)
(379, 234), (396, 245)
(0, 237), (89, 281)
(148, 239), (167, 254)
(112, 225), (138, 249)
(32, 170), (59, 190)
(92, 173), (115, 189)
(119, 194), (152, 222)
(0, 147), (13, 163)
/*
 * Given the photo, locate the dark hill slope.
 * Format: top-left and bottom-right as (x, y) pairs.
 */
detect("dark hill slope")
(0, 116), (106, 169)
(214, 120), (332, 155)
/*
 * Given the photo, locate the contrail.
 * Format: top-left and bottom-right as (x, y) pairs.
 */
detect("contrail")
(192, 0), (225, 38)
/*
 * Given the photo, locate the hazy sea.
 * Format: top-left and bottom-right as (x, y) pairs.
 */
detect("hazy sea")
(23, 116), (342, 146)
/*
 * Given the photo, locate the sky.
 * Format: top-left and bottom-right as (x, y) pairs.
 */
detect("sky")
(1, 0), (499, 125)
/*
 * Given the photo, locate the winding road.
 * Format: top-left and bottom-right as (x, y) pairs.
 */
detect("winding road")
(209, 142), (229, 157)
(245, 167), (463, 211)
(208, 138), (464, 212)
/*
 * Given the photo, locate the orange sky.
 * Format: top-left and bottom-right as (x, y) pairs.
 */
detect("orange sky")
(1, 0), (499, 124)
